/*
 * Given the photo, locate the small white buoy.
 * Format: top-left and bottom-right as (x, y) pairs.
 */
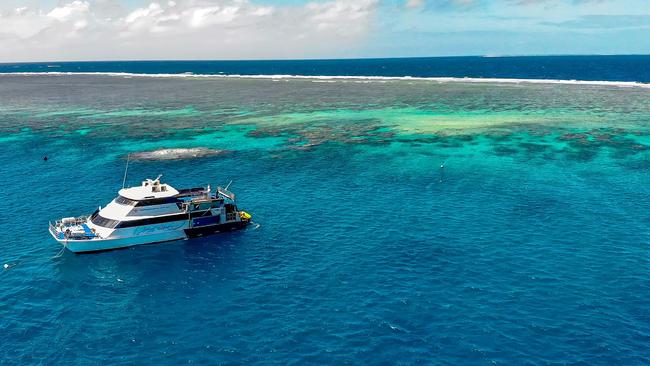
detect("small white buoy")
(3, 264), (9, 269)
(117, 278), (123, 282)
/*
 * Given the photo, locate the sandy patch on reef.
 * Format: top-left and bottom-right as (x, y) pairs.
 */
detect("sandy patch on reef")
(130, 148), (230, 160)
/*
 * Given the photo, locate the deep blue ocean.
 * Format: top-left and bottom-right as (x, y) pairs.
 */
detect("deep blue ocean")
(0, 56), (649, 365)
(1, 55), (650, 82)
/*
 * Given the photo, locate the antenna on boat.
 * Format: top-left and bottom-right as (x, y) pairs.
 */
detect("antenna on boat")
(122, 153), (130, 189)
(225, 180), (233, 191)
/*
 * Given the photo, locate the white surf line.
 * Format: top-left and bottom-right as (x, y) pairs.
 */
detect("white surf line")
(1, 71), (650, 88)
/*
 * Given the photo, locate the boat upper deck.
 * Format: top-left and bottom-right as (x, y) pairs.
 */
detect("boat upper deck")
(118, 176), (179, 201)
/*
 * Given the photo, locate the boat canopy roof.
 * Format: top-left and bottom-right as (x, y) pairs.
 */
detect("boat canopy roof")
(119, 176), (179, 201)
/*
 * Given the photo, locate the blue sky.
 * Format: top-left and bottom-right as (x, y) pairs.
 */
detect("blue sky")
(0, 0), (648, 62)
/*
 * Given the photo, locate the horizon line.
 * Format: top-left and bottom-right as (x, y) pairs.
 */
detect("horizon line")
(1, 54), (649, 65)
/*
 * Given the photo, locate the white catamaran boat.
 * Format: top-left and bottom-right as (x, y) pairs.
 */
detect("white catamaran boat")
(49, 176), (252, 253)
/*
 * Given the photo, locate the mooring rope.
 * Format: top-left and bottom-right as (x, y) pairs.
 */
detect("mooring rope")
(51, 240), (68, 259)
(51, 246), (66, 259)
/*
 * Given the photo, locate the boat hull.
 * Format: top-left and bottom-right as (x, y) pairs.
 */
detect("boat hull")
(185, 221), (248, 238)
(51, 222), (249, 253)
(55, 230), (187, 253)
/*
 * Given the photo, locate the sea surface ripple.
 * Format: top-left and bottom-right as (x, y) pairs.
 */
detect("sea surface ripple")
(0, 74), (649, 365)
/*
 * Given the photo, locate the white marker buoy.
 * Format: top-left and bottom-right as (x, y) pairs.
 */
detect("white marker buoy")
(3, 264), (8, 269)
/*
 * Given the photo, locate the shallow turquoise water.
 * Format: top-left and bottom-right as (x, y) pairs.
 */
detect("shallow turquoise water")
(0, 75), (649, 365)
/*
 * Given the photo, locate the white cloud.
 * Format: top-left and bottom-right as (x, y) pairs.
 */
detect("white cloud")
(307, 0), (377, 34)
(189, 6), (239, 27)
(47, 1), (91, 22)
(124, 3), (164, 24)
(0, 0), (379, 62)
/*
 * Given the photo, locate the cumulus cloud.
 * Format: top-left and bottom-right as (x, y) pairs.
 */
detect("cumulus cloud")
(1, 0), (644, 61)
(306, 0), (376, 34)
(0, 0), (379, 62)
(47, 1), (90, 22)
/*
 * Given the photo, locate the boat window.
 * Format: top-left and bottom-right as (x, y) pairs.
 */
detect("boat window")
(118, 213), (184, 228)
(115, 195), (137, 206)
(135, 197), (179, 207)
(90, 214), (120, 229)
(116, 211), (211, 228)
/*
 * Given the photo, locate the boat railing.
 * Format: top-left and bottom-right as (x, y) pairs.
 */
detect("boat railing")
(48, 221), (58, 235)
(49, 216), (90, 231)
(49, 216), (101, 240)
(217, 186), (236, 201)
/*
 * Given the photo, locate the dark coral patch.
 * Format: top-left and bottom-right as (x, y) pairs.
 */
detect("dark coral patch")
(247, 120), (396, 150)
(493, 145), (519, 156)
(558, 133), (588, 141)
(552, 127), (650, 162)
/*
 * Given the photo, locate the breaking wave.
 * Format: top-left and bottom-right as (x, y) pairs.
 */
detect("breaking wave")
(2, 71), (650, 88)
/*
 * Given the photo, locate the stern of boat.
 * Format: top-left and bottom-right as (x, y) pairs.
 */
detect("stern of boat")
(49, 216), (99, 243)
